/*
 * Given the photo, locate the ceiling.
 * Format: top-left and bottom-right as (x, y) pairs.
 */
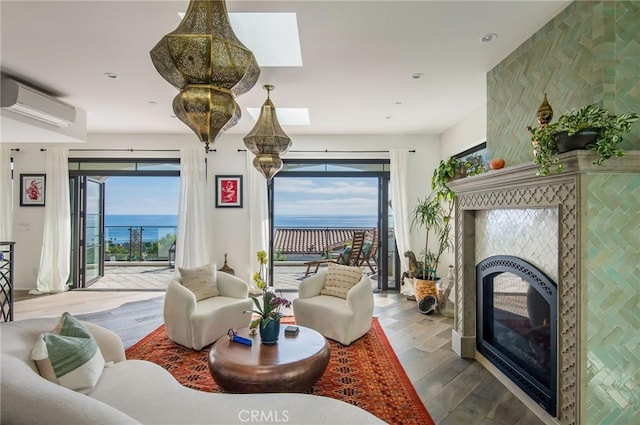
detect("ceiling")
(0, 0), (571, 141)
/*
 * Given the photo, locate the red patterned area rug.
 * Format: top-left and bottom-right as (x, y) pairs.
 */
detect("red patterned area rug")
(125, 317), (435, 425)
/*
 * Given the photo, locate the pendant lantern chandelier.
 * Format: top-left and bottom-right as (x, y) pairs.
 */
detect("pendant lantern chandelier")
(150, 0), (260, 153)
(243, 85), (292, 180)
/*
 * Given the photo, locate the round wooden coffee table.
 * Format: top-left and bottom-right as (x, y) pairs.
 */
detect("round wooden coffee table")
(208, 325), (330, 393)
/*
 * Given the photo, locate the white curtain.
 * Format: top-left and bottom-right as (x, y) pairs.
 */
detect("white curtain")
(390, 149), (414, 296)
(245, 153), (269, 293)
(0, 147), (12, 242)
(175, 148), (211, 269)
(31, 148), (70, 294)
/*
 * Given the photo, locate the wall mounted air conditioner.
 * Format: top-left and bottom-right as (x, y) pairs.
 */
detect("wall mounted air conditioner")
(1, 78), (76, 127)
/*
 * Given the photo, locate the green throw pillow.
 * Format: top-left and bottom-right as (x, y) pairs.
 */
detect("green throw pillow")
(362, 241), (372, 257)
(31, 312), (105, 393)
(339, 247), (352, 264)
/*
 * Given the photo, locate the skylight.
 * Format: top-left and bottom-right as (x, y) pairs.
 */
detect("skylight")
(178, 12), (302, 67)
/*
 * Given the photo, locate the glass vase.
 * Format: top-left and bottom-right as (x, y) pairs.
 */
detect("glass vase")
(259, 319), (280, 345)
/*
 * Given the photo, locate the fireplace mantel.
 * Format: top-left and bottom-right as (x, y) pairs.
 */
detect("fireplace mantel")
(449, 150), (640, 194)
(446, 150), (639, 425)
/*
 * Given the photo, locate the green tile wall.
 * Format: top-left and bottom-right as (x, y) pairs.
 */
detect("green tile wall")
(585, 173), (640, 425)
(485, 3), (640, 423)
(487, 1), (640, 166)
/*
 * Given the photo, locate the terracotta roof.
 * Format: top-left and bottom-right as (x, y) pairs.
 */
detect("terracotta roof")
(274, 228), (370, 254)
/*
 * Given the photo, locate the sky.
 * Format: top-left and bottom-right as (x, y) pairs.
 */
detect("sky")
(105, 176), (179, 215)
(104, 176), (379, 217)
(274, 177), (378, 216)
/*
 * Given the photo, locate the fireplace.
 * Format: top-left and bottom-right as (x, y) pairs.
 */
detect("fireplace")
(476, 255), (557, 416)
(446, 151), (640, 425)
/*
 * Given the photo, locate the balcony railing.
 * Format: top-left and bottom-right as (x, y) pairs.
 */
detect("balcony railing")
(105, 225), (176, 262)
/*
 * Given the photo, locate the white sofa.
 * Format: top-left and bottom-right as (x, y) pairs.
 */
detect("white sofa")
(163, 272), (253, 350)
(293, 270), (374, 345)
(0, 317), (384, 424)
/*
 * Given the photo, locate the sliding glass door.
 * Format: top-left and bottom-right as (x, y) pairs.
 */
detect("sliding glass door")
(69, 175), (105, 288)
(270, 159), (399, 291)
(69, 158), (180, 289)
(84, 178), (104, 286)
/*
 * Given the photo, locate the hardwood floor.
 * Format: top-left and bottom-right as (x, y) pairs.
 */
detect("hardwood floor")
(13, 290), (545, 425)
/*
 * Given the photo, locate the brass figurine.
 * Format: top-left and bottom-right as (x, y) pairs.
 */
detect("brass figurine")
(536, 93), (553, 126)
(218, 253), (235, 275)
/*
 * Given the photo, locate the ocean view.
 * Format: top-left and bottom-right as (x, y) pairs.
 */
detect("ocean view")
(274, 215), (377, 228)
(105, 214), (377, 228)
(105, 214), (178, 227)
(105, 215), (177, 244)
(104, 214), (378, 244)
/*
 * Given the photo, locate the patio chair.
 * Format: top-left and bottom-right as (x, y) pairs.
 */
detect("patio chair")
(303, 230), (366, 276)
(359, 228), (379, 274)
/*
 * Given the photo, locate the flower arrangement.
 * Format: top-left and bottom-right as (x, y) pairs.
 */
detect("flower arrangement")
(245, 251), (291, 330)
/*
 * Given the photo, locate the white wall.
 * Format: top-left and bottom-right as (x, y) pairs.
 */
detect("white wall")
(440, 105), (486, 159)
(6, 131), (440, 290)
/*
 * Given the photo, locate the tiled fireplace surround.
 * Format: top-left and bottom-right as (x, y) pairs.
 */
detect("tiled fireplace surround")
(446, 151), (639, 425)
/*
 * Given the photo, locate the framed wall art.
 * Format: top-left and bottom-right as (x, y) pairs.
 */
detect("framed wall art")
(20, 174), (46, 207)
(215, 175), (243, 208)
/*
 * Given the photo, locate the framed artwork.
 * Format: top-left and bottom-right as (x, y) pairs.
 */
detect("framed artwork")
(20, 174), (46, 207)
(215, 175), (243, 208)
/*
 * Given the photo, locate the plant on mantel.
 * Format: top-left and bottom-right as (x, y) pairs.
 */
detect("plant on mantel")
(528, 104), (639, 176)
(431, 156), (484, 194)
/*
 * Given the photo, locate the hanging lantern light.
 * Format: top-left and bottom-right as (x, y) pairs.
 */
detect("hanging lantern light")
(253, 154), (284, 180)
(243, 85), (291, 179)
(150, 0), (260, 153)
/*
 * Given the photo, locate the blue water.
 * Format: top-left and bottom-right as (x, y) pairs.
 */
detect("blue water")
(274, 215), (377, 228)
(105, 215), (177, 244)
(103, 214), (377, 244)
(105, 214), (178, 227)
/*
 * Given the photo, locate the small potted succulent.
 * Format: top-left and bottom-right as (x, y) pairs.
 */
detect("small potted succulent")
(529, 104), (639, 176)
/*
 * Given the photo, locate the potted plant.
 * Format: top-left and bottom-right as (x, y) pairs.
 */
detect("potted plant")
(529, 104), (639, 176)
(411, 193), (453, 281)
(406, 155), (484, 304)
(408, 155), (484, 303)
(245, 251), (292, 344)
(432, 156), (485, 191)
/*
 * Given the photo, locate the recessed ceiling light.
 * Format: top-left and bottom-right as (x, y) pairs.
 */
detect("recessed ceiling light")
(104, 73), (117, 79)
(481, 33), (498, 43)
(412, 73), (424, 79)
(246, 107), (310, 125)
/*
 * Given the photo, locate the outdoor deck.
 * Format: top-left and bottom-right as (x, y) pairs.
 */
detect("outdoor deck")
(89, 262), (376, 291)
(94, 227), (381, 291)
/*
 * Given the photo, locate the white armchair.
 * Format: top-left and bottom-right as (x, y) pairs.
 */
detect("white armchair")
(293, 269), (374, 345)
(163, 272), (253, 350)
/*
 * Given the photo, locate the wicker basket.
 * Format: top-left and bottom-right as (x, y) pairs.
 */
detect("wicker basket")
(414, 278), (437, 302)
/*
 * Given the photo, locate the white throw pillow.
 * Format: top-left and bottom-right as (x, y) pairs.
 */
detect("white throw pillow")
(179, 263), (219, 301)
(31, 312), (105, 394)
(321, 263), (362, 299)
